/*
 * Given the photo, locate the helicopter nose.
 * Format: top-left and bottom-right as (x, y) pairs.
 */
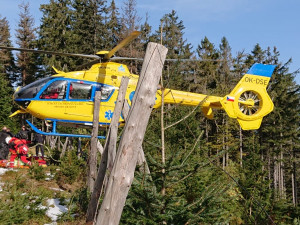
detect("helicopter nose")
(13, 87), (31, 109)
(13, 86), (21, 100)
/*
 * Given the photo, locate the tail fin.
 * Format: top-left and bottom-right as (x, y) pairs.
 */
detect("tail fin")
(221, 63), (276, 130)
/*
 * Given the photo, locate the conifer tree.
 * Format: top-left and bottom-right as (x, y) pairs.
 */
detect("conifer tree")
(139, 13), (152, 51)
(15, 2), (38, 86)
(155, 10), (192, 59)
(0, 15), (15, 85)
(38, 0), (74, 71)
(71, 0), (108, 55)
(195, 37), (219, 93)
(234, 45), (300, 223)
(120, 0), (140, 34)
(0, 70), (15, 129)
(118, 0), (142, 74)
(104, 0), (122, 50)
(151, 10), (193, 91)
(0, 15), (17, 130)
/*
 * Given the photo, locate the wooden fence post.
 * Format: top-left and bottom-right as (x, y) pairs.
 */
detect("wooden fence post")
(95, 42), (168, 225)
(122, 101), (150, 174)
(86, 77), (129, 224)
(88, 91), (101, 192)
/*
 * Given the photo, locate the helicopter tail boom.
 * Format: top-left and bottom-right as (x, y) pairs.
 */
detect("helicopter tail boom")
(220, 63), (276, 130)
(157, 64), (275, 130)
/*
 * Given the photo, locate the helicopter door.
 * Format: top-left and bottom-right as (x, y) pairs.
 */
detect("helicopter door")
(98, 85), (117, 125)
(40, 80), (67, 100)
(64, 82), (94, 121)
(34, 80), (68, 119)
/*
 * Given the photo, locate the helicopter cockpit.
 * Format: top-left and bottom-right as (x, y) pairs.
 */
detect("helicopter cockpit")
(14, 77), (53, 100)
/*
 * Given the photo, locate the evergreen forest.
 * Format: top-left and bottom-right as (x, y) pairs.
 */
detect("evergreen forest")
(0, 0), (299, 224)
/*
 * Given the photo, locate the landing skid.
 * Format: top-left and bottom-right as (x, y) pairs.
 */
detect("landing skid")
(26, 120), (106, 139)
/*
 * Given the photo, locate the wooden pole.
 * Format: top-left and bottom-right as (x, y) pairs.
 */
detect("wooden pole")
(106, 77), (130, 174)
(96, 42), (168, 225)
(88, 91), (101, 193)
(86, 77), (129, 224)
(122, 101), (150, 174)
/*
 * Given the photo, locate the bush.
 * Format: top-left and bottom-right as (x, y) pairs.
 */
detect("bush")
(29, 164), (46, 181)
(55, 150), (86, 185)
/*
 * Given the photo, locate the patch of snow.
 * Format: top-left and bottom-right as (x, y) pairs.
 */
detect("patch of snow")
(0, 168), (10, 191)
(49, 187), (64, 192)
(45, 172), (55, 181)
(0, 168), (9, 175)
(46, 198), (68, 222)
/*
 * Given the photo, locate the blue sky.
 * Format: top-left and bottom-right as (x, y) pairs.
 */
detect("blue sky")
(1, 0), (300, 83)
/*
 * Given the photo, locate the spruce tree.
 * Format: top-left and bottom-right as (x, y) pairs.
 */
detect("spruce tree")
(15, 2), (38, 86)
(38, 0), (74, 71)
(195, 36), (220, 93)
(71, 0), (108, 54)
(139, 13), (152, 52)
(104, 0), (122, 50)
(0, 15), (17, 131)
(234, 45), (300, 223)
(118, 0), (142, 74)
(0, 15), (15, 85)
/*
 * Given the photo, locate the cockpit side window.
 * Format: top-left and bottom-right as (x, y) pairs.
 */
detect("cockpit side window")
(69, 82), (92, 100)
(40, 80), (67, 99)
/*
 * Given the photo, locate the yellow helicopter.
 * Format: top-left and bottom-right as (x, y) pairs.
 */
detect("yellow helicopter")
(0, 31), (276, 138)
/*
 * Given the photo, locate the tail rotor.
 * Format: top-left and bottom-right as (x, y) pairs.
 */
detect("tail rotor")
(221, 63), (276, 130)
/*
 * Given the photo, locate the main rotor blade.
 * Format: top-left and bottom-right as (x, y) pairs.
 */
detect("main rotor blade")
(104, 31), (141, 60)
(109, 57), (222, 62)
(0, 46), (99, 59)
(110, 56), (144, 61)
(75, 59), (100, 70)
(165, 58), (223, 62)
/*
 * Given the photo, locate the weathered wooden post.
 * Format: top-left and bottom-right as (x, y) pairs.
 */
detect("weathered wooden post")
(95, 42), (168, 225)
(86, 77), (129, 224)
(88, 91), (101, 192)
(122, 101), (150, 174)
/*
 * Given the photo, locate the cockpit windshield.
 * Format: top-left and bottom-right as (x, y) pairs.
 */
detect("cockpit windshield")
(14, 77), (53, 99)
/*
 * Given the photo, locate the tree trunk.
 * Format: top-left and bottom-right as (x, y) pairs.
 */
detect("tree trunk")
(58, 136), (61, 151)
(274, 155), (278, 199)
(60, 137), (69, 159)
(280, 150), (286, 199)
(239, 127), (243, 167)
(292, 146), (298, 206)
(49, 136), (58, 149)
(160, 76), (166, 196)
(95, 42), (167, 225)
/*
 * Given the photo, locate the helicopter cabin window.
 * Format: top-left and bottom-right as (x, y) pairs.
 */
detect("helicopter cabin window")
(40, 80), (67, 99)
(100, 86), (114, 100)
(69, 82), (92, 100)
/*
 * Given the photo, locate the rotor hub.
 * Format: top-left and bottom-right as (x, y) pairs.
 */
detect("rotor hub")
(238, 91), (261, 116)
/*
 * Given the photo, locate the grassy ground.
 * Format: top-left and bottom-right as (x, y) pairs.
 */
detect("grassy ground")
(0, 163), (87, 225)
